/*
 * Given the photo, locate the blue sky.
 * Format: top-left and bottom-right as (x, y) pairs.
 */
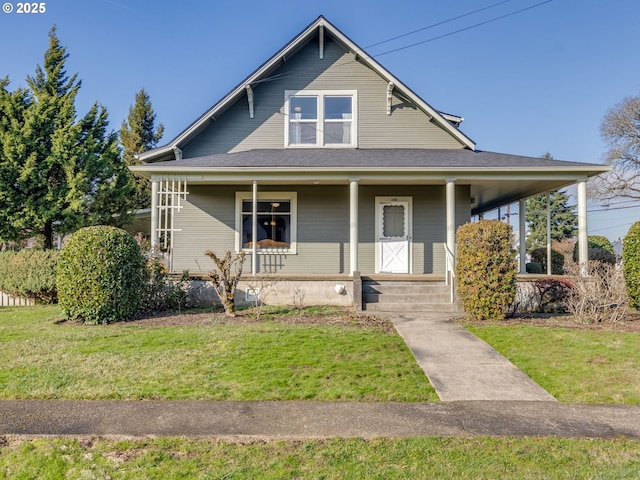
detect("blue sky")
(1, 0), (639, 241)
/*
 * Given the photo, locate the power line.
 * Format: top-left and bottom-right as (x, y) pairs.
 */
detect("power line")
(589, 204), (640, 213)
(365, 0), (514, 49)
(373, 0), (554, 58)
(591, 199), (640, 208)
(590, 222), (633, 234)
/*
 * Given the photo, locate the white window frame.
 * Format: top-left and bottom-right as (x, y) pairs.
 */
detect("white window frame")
(284, 90), (358, 148)
(235, 191), (298, 254)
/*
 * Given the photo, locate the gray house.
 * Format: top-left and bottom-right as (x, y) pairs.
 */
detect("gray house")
(131, 16), (608, 310)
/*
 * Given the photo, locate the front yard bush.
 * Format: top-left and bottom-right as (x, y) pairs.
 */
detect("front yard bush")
(141, 250), (190, 313)
(0, 250), (58, 303)
(530, 248), (565, 274)
(57, 226), (145, 324)
(525, 262), (542, 274)
(574, 235), (616, 265)
(623, 221), (640, 309)
(455, 220), (517, 321)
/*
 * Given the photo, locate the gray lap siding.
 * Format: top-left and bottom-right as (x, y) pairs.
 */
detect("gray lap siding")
(181, 37), (463, 158)
(170, 184), (469, 275)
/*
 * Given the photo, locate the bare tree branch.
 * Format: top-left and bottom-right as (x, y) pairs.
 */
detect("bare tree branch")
(594, 94), (640, 200)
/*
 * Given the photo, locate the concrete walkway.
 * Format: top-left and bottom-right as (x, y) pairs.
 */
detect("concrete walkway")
(390, 313), (557, 402)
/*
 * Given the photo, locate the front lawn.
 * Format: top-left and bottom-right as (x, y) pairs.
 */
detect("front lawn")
(1, 436), (639, 479)
(466, 320), (640, 404)
(0, 306), (435, 402)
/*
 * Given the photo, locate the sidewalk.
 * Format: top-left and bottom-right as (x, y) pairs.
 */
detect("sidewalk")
(2, 400), (640, 438)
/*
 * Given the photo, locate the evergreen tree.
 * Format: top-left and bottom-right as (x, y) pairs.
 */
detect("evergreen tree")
(119, 89), (164, 209)
(0, 27), (135, 249)
(525, 190), (577, 251)
(0, 78), (30, 244)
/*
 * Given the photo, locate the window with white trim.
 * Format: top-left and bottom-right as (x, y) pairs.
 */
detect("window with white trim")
(285, 90), (357, 147)
(236, 192), (297, 253)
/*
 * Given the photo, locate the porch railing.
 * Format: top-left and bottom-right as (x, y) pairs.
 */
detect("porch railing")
(443, 243), (456, 303)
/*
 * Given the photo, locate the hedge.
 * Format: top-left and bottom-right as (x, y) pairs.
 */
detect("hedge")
(0, 250), (58, 303)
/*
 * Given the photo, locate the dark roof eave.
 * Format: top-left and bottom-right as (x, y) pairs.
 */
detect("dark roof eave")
(130, 148), (610, 177)
(130, 165), (610, 181)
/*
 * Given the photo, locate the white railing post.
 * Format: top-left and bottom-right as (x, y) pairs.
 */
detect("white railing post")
(349, 178), (359, 276)
(443, 243), (456, 303)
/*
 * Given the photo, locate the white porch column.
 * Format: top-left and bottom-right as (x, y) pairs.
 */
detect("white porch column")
(252, 180), (258, 275)
(446, 179), (456, 256)
(151, 180), (159, 247)
(349, 178), (359, 276)
(519, 199), (527, 273)
(577, 179), (588, 276)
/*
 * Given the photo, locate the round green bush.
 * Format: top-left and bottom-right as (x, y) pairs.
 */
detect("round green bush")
(455, 220), (518, 321)
(526, 262), (542, 274)
(56, 226), (145, 324)
(573, 235), (615, 263)
(588, 247), (616, 265)
(530, 248), (565, 274)
(623, 221), (640, 309)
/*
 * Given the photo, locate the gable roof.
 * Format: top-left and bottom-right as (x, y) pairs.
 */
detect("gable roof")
(138, 16), (475, 163)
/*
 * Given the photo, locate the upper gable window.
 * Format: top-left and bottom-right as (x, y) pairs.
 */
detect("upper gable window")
(285, 90), (357, 148)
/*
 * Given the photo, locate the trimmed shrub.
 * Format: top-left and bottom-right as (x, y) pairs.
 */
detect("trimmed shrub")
(588, 247), (616, 265)
(573, 235), (616, 264)
(588, 235), (615, 254)
(530, 248), (565, 274)
(623, 221), (640, 309)
(57, 226), (145, 324)
(526, 262), (542, 274)
(0, 250), (58, 303)
(455, 220), (518, 321)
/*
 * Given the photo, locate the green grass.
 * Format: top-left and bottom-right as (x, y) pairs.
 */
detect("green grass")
(1, 436), (639, 479)
(467, 324), (640, 403)
(0, 306), (435, 402)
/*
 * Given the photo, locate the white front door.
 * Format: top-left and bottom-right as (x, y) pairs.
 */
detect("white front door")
(376, 197), (411, 274)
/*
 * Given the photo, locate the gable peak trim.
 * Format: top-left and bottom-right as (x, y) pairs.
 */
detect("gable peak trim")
(139, 15), (474, 162)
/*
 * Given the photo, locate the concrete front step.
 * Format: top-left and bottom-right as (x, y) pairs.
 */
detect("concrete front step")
(365, 302), (463, 313)
(362, 280), (461, 314)
(363, 284), (449, 295)
(363, 293), (452, 304)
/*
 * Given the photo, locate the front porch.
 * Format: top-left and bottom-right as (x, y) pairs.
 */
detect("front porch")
(144, 173), (594, 279)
